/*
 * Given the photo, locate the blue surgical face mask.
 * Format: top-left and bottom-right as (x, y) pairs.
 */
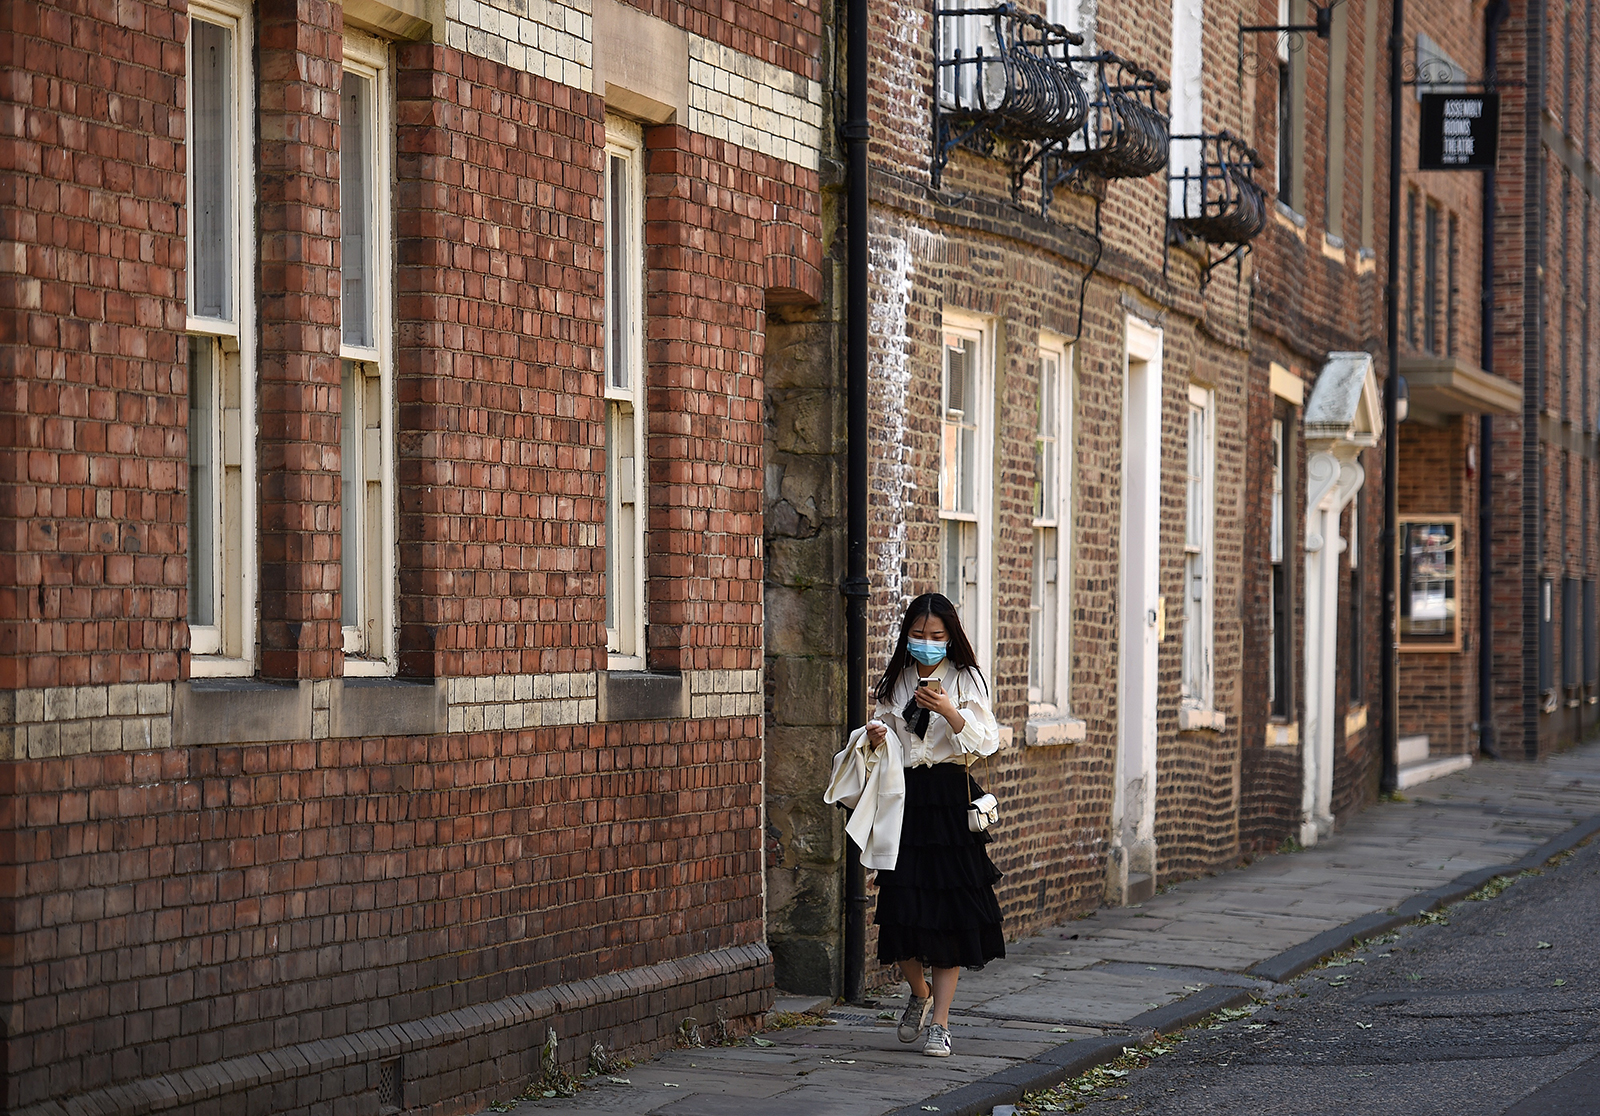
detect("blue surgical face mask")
(907, 638), (948, 666)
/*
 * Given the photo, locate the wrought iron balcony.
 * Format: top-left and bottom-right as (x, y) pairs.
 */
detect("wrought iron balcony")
(1168, 130), (1267, 245)
(931, 5), (1088, 188)
(1048, 52), (1170, 184)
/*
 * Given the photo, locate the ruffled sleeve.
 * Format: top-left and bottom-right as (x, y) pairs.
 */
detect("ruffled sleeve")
(951, 668), (1000, 757)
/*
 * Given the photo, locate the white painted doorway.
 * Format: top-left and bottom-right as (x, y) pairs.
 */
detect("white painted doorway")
(1111, 316), (1163, 905)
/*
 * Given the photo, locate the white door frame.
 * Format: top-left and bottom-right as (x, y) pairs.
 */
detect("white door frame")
(1111, 315), (1163, 904)
(1299, 352), (1382, 845)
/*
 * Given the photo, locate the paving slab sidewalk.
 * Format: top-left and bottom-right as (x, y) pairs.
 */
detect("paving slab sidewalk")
(501, 741), (1600, 1116)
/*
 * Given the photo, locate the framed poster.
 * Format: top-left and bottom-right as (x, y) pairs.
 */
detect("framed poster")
(1399, 516), (1462, 651)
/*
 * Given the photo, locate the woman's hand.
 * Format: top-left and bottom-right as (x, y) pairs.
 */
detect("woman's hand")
(913, 685), (965, 734)
(866, 721), (888, 748)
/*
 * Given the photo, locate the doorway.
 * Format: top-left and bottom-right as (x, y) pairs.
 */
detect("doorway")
(1111, 316), (1163, 905)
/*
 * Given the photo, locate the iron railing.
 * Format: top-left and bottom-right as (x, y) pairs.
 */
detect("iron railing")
(1168, 130), (1267, 245)
(932, 5), (1088, 188)
(1048, 52), (1170, 185)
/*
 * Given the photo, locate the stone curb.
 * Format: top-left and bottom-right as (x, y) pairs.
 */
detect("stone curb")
(882, 1036), (1135, 1116)
(1249, 812), (1600, 984)
(895, 813), (1600, 1116)
(1122, 984), (1259, 1035)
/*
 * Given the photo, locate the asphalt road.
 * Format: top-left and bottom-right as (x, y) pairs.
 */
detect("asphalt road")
(1031, 836), (1600, 1116)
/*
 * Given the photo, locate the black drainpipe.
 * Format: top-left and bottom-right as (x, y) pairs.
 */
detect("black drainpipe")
(1478, 0), (1507, 760)
(841, 0), (870, 1005)
(1380, 0), (1405, 795)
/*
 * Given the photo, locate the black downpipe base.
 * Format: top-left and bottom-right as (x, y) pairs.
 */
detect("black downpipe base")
(841, 0), (870, 1005)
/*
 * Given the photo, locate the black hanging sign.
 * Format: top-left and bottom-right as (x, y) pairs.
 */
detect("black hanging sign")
(1418, 92), (1499, 170)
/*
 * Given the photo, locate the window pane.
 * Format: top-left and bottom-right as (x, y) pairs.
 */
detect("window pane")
(1186, 406), (1202, 548)
(1423, 203), (1440, 354)
(341, 360), (362, 631)
(942, 521), (963, 604)
(1269, 419), (1283, 564)
(188, 337), (217, 625)
(605, 402), (618, 633)
(340, 72), (373, 349)
(1036, 354), (1057, 520)
(190, 19), (233, 320)
(942, 337), (979, 515)
(1029, 526), (1059, 705)
(607, 153), (631, 392)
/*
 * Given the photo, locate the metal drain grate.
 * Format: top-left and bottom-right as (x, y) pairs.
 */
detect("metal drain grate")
(377, 1058), (402, 1113)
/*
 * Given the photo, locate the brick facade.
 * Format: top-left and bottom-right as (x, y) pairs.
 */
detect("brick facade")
(1, 0), (821, 1112)
(1486, 0), (1600, 758)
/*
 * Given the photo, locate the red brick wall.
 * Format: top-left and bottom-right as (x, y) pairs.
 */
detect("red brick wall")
(643, 127), (812, 674)
(0, 718), (766, 1114)
(2, 4), (820, 1113)
(0, 0), (189, 690)
(618, 0), (822, 82)
(393, 45), (607, 680)
(258, 0), (346, 681)
(1397, 418), (1480, 757)
(855, 0), (1261, 928)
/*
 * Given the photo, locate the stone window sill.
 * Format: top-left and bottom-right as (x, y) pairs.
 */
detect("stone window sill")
(1024, 715), (1087, 748)
(175, 677), (447, 746)
(1178, 706), (1227, 733)
(598, 671), (688, 722)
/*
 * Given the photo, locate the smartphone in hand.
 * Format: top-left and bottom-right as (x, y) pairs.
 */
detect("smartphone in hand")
(916, 678), (943, 694)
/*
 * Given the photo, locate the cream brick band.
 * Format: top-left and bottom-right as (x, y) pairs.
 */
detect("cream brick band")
(686, 37), (822, 170)
(0, 668), (763, 757)
(686, 669), (762, 718)
(446, 0), (822, 170)
(0, 683), (174, 759)
(445, 0), (594, 89)
(445, 672), (599, 732)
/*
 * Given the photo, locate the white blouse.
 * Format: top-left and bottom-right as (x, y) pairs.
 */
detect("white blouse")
(824, 659), (1001, 869)
(875, 660), (1000, 768)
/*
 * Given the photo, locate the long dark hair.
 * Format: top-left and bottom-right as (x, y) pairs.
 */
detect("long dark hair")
(872, 592), (987, 703)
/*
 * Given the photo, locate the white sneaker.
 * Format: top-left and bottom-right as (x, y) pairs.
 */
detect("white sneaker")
(922, 1022), (951, 1057)
(897, 993), (933, 1043)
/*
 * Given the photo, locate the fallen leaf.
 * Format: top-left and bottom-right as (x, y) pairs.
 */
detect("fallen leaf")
(1537, 942), (1553, 949)
(751, 1038), (776, 1047)
(1555, 979), (1568, 987)
(541, 1091), (556, 1099)
(920, 1107), (940, 1112)
(1050, 1027), (1073, 1032)
(662, 1083), (681, 1088)
(1355, 1022), (1373, 1030)
(605, 1077), (632, 1085)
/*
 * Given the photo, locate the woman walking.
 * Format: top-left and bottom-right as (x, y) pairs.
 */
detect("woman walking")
(826, 592), (1004, 1058)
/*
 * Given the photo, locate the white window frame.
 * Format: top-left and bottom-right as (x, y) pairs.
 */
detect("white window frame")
(337, 35), (397, 675)
(604, 116), (647, 670)
(1181, 382), (1216, 709)
(186, 0), (256, 676)
(938, 312), (994, 666)
(1167, 0), (1204, 219)
(1029, 336), (1073, 712)
(938, 6), (1004, 113)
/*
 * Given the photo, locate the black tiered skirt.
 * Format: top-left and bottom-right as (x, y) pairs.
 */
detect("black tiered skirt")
(874, 762), (1006, 971)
